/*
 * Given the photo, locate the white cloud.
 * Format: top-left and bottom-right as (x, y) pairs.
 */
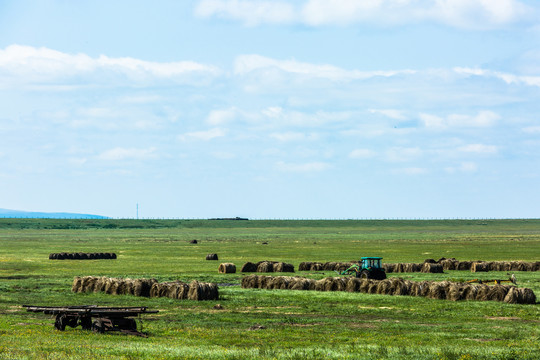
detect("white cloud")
(234, 54), (415, 81)
(369, 109), (407, 120)
(446, 162), (478, 173)
(97, 147), (157, 161)
(206, 108), (239, 125)
(421, 110), (500, 129)
(195, 0), (534, 29)
(391, 167), (428, 175)
(178, 128), (227, 141)
(349, 149), (376, 159)
(386, 147), (422, 162)
(195, 0), (295, 26)
(522, 126), (540, 134)
(276, 161), (330, 172)
(0, 45), (220, 87)
(454, 67), (540, 87)
(458, 144), (498, 154)
(269, 132), (318, 142)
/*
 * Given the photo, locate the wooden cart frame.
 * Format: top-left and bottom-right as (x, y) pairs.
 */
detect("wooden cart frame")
(23, 305), (158, 337)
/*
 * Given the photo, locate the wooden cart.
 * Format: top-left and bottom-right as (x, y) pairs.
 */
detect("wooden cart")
(23, 305), (158, 337)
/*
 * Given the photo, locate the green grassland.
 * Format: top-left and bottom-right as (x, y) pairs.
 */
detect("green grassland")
(0, 219), (539, 359)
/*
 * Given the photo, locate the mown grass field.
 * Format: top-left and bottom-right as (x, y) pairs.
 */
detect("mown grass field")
(0, 219), (539, 359)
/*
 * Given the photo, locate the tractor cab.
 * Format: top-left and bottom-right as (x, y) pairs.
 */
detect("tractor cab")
(361, 257), (383, 270)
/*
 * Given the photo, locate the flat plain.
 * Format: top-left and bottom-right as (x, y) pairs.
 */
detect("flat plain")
(0, 219), (539, 359)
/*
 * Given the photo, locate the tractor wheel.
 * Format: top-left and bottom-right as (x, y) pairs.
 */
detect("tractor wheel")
(360, 270), (370, 279)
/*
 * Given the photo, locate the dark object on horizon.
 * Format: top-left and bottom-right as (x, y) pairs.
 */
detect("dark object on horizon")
(206, 253), (219, 260)
(189, 240), (198, 244)
(49, 252), (117, 260)
(208, 217), (249, 221)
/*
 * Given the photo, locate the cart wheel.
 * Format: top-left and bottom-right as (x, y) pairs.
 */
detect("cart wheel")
(54, 314), (67, 331)
(92, 319), (104, 333)
(126, 318), (137, 331)
(80, 316), (92, 330)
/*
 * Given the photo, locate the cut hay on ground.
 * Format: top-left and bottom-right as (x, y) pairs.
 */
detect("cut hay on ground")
(72, 276), (218, 301)
(239, 275), (536, 304)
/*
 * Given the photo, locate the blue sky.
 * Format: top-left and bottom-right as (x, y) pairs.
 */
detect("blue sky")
(1, 0), (540, 219)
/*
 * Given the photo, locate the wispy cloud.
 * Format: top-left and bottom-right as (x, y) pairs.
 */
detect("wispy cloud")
(0, 45), (221, 87)
(457, 144), (498, 154)
(276, 161), (330, 172)
(349, 149), (376, 159)
(420, 110), (500, 129)
(178, 128), (227, 141)
(234, 54), (415, 81)
(196, 0), (534, 29)
(97, 147), (157, 161)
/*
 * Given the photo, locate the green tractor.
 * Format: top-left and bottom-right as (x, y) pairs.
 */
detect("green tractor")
(339, 257), (387, 280)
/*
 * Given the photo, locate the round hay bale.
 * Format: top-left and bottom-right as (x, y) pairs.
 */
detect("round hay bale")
(447, 283), (467, 301)
(394, 263), (405, 273)
(503, 286), (520, 304)
(440, 259), (458, 270)
(517, 288), (536, 304)
(274, 262), (294, 273)
(257, 261), (274, 273)
(367, 280), (379, 294)
(310, 263), (323, 271)
(424, 259), (436, 264)
(72, 276), (82, 292)
(93, 277), (108, 293)
(218, 263), (236, 274)
(463, 284), (479, 301)
(241, 274), (257, 288)
(383, 263), (395, 273)
(323, 262), (337, 271)
(486, 285), (510, 302)
(475, 284), (490, 301)
(149, 282), (160, 297)
(189, 240), (198, 244)
(427, 282), (447, 300)
(358, 279), (371, 293)
(241, 262), (257, 272)
(392, 278), (411, 296)
(471, 262), (490, 272)
(421, 263), (443, 273)
(457, 261), (472, 271)
(376, 279), (393, 295)
(206, 254), (219, 261)
(298, 262), (311, 271)
(346, 277), (361, 292)
(81, 276), (97, 293)
(188, 280), (219, 301)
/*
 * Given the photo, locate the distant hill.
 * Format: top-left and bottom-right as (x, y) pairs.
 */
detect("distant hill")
(0, 208), (108, 219)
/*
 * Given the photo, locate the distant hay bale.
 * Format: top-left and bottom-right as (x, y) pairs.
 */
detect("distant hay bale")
(394, 263), (404, 273)
(257, 261), (274, 273)
(359, 279), (372, 293)
(241, 262), (257, 272)
(218, 263), (236, 274)
(391, 278), (411, 296)
(424, 259), (436, 264)
(310, 262), (323, 271)
(427, 282), (447, 300)
(206, 254), (219, 261)
(471, 262), (489, 272)
(383, 263), (395, 273)
(403, 263), (422, 272)
(133, 278), (156, 297)
(72, 276), (82, 292)
(346, 277), (361, 292)
(440, 259), (458, 270)
(447, 283), (467, 301)
(457, 261), (472, 271)
(188, 280), (219, 301)
(517, 288), (537, 304)
(323, 262), (337, 271)
(298, 262), (311, 271)
(421, 263), (443, 273)
(274, 262), (295, 273)
(486, 285), (510, 302)
(189, 240), (198, 244)
(81, 276), (98, 293)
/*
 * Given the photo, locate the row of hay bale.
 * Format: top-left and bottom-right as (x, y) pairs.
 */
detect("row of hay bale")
(240, 261), (295, 273)
(241, 275), (536, 304)
(72, 276), (219, 301)
(299, 259), (540, 273)
(49, 252), (117, 260)
(470, 261), (540, 272)
(298, 261), (443, 273)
